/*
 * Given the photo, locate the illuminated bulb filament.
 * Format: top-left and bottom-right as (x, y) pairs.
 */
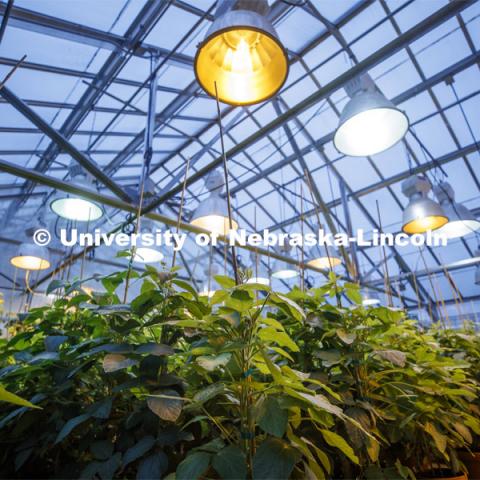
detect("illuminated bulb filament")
(231, 38), (253, 74)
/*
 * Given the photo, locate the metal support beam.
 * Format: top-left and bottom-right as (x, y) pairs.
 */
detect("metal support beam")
(0, 0), (14, 44)
(0, 2), (193, 66)
(147, 0), (473, 212)
(0, 86), (131, 202)
(1, 0), (171, 221)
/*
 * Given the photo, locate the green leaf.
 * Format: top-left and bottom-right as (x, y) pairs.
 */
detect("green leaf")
(0, 385), (41, 409)
(147, 389), (183, 422)
(214, 275), (236, 289)
(258, 327), (299, 352)
(55, 413), (91, 444)
(336, 329), (356, 345)
(136, 343), (174, 356)
(123, 435), (156, 467)
(90, 398), (113, 419)
(91, 440), (114, 460)
(137, 452), (168, 480)
(258, 397), (288, 438)
(177, 451), (211, 480)
(374, 350), (407, 367)
(172, 279), (198, 297)
(212, 445), (247, 480)
(345, 283), (362, 304)
(252, 438), (300, 480)
(320, 429), (359, 465)
(270, 293), (305, 321)
(192, 383), (225, 404)
(46, 279), (66, 295)
(103, 354), (137, 373)
(424, 422), (447, 453)
(197, 353), (231, 371)
(44, 335), (68, 352)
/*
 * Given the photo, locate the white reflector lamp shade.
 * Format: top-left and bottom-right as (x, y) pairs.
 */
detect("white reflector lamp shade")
(334, 75), (409, 157)
(362, 288), (380, 306)
(194, 0), (288, 106)
(10, 242), (50, 271)
(190, 170), (238, 236)
(401, 176), (448, 234)
(50, 163), (104, 221)
(50, 196), (103, 222)
(306, 244), (342, 270)
(433, 182), (480, 239)
(272, 245), (298, 279)
(132, 221), (164, 264)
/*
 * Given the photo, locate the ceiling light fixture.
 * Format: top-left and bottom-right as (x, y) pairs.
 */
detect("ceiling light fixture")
(362, 288), (381, 306)
(305, 232), (342, 269)
(132, 220), (164, 264)
(334, 74), (409, 157)
(272, 244), (298, 279)
(190, 170), (239, 236)
(50, 162), (103, 222)
(194, 0), (288, 106)
(401, 175), (448, 234)
(247, 250), (270, 286)
(10, 229), (51, 271)
(433, 181), (480, 239)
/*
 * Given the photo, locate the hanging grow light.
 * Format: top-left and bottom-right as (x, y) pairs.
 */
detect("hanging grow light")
(132, 220), (164, 264)
(190, 170), (238, 236)
(50, 162), (103, 222)
(433, 181), (480, 239)
(272, 244), (298, 279)
(401, 176), (448, 234)
(10, 241), (50, 271)
(334, 75), (409, 157)
(362, 288), (381, 306)
(247, 250), (270, 286)
(194, 0), (288, 106)
(306, 241), (342, 270)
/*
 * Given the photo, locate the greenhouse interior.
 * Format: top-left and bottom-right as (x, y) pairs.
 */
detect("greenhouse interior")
(0, 0), (480, 479)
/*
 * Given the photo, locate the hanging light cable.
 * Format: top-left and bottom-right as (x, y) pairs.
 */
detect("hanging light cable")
(194, 0), (288, 106)
(334, 74), (409, 157)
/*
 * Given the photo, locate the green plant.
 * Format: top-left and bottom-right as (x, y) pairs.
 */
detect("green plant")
(0, 267), (360, 479)
(278, 276), (480, 479)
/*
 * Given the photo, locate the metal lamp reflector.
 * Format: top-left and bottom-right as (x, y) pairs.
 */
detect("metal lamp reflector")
(194, 0), (288, 106)
(401, 176), (448, 234)
(190, 170), (238, 236)
(334, 75), (409, 157)
(50, 162), (104, 221)
(10, 242), (50, 271)
(433, 182), (480, 239)
(271, 245), (298, 279)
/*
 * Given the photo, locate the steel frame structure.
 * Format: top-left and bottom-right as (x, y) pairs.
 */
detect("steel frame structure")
(0, 0), (479, 315)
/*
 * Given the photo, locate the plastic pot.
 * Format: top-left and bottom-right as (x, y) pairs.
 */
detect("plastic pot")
(458, 451), (480, 480)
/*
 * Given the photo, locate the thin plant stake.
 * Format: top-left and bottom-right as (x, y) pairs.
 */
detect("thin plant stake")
(214, 81), (239, 285)
(172, 157), (190, 268)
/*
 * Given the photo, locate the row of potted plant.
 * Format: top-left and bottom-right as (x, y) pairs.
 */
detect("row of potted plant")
(0, 266), (478, 479)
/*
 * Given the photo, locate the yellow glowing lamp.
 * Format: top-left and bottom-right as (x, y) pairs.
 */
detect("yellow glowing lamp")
(10, 242), (51, 271)
(401, 176), (448, 234)
(190, 170), (238, 237)
(194, 0), (288, 106)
